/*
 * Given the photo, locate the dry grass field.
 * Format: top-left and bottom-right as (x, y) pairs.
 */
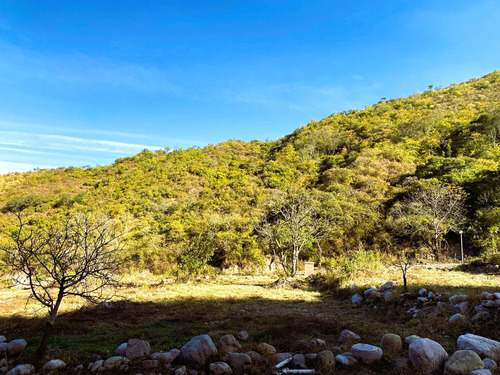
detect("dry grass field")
(0, 263), (498, 374)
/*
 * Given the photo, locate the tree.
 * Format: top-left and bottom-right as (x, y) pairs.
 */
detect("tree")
(0, 210), (123, 359)
(390, 182), (466, 260)
(257, 191), (326, 277)
(392, 249), (415, 291)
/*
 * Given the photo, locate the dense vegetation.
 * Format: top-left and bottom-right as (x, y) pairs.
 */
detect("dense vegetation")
(1, 71), (500, 275)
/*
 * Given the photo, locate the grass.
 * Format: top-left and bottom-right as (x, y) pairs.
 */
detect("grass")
(0, 263), (498, 374)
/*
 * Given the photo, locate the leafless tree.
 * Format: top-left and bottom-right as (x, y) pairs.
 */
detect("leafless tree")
(392, 249), (415, 291)
(1, 211), (123, 359)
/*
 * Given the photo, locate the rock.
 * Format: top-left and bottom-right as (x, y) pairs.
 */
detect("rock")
(444, 350), (484, 375)
(472, 311), (491, 321)
(308, 338), (326, 351)
(42, 359), (66, 372)
(476, 305), (488, 312)
(494, 299), (500, 308)
(7, 339), (27, 356)
(103, 356), (130, 371)
(449, 313), (467, 324)
(457, 334), (500, 361)
(335, 354), (357, 366)
(417, 297), (429, 303)
(364, 286), (378, 295)
(175, 365), (188, 375)
(483, 358), (497, 370)
(291, 354), (306, 369)
(218, 334), (241, 353)
(404, 335), (421, 345)
(428, 291), (436, 299)
(90, 360), (104, 373)
(116, 342), (127, 356)
(494, 292), (500, 300)
(245, 351), (262, 364)
(142, 360), (159, 369)
(338, 329), (361, 346)
(0, 336), (6, 343)
(236, 331), (249, 341)
(351, 343), (383, 365)
(179, 334), (217, 367)
(470, 370), (492, 375)
(418, 288), (427, 296)
(227, 353), (251, 371)
(316, 350), (335, 370)
(482, 300), (496, 308)
(257, 343), (276, 356)
(305, 353), (317, 363)
(409, 338), (449, 374)
(151, 349), (180, 363)
(380, 281), (394, 292)
(209, 362), (232, 375)
(125, 338), (150, 360)
(381, 333), (403, 353)
(6, 364), (35, 375)
(383, 291), (392, 302)
(352, 293), (363, 305)
(481, 292), (494, 300)
(453, 301), (470, 314)
(449, 294), (468, 304)
(272, 353), (292, 365)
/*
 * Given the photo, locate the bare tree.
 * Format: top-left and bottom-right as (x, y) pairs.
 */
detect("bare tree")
(392, 249), (415, 291)
(390, 182), (466, 260)
(1, 210), (123, 359)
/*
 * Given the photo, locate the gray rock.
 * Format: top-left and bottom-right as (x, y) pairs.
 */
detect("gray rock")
(308, 338), (326, 351)
(453, 301), (470, 314)
(383, 291), (392, 302)
(103, 356), (130, 371)
(257, 343), (276, 356)
(351, 343), (383, 365)
(352, 293), (363, 305)
(151, 349), (180, 363)
(404, 335), (421, 345)
(482, 300), (496, 308)
(364, 286), (378, 295)
(291, 354), (306, 369)
(316, 350), (335, 370)
(125, 339), (150, 360)
(272, 353), (292, 365)
(236, 331), (249, 341)
(0, 336), (6, 343)
(142, 360), (159, 369)
(227, 353), (251, 371)
(449, 294), (468, 304)
(483, 358), (497, 370)
(90, 360), (104, 373)
(470, 370), (492, 375)
(381, 333), (402, 353)
(305, 353), (317, 363)
(472, 311), (491, 321)
(457, 334), (500, 361)
(338, 329), (360, 346)
(7, 339), (27, 356)
(175, 365), (188, 375)
(6, 364), (35, 375)
(380, 281), (394, 292)
(409, 338), (449, 374)
(481, 292), (494, 300)
(449, 313), (467, 324)
(209, 361), (232, 375)
(335, 354), (357, 366)
(494, 292), (500, 300)
(116, 342), (127, 356)
(476, 305), (488, 312)
(444, 350), (484, 375)
(42, 359), (66, 372)
(428, 291), (436, 299)
(179, 334), (217, 367)
(418, 288), (427, 296)
(245, 351), (262, 364)
(494, 299), (500, 308)
(218, 334), (241, 353)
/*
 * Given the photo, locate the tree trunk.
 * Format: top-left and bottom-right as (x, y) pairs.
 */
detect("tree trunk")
(36, 320), (54, 360)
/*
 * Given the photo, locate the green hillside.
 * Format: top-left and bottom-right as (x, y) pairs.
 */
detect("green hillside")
(1, 71), (500, 274)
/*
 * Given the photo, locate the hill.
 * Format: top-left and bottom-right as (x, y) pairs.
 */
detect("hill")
(1, 71), (499, 273)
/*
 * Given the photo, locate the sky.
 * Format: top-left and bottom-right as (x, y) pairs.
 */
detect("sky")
(0, 1), (499, 174)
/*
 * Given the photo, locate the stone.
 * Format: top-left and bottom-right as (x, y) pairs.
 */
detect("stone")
(476, 305), (488, 312)
(151, 349), (180, 363)
(428, 291), (436, 299)
(351, 343), (383, 365)
(103, 356), (130, 371)
(7, 339), (27, 356)
(125, 338), (150, 360)
(179, 334), (217, 367)
(308, 338), (326, 351)
(316, 350), (335, 370)
(380, 281), (394, 292)
(272, 353), (292, 365)
(472, 311), (491, 321)
(209, 361), (232, 375)
(453, 301), (470, 314)
(42, 359), (66, 372)
(116, 342), (127, 356)
(482, 300), (495, 308)
(175, 365), (188, 375)
(291, 354), (306, 369)
(449, 313), (467, 324)
(409, 338), (449, 374)
(305, 353), (317, 363)
(338, 329), (361, 346)
(482, 292), (494, 300)
(142, 360), (159, 369)
(444, 350), (484, 375)
(0, 336), (6, 343)
(335, 354), (357, 366)
(457, 334), (500, 361)
(380, 333), (402, 353)
(90, 360), (104, 373)
(418, 288), (427, 296)
(494, 292), (500, 300)
(236, 331), (249, 341)
(449, 294), (468, 304)
(470, 370), (492, 375)
(352, 293), (363, 305)
(218, 334), (241, 353)
(494, 299), (500, 308)
(227, 353), (252, 371)
(245, 351), (262, 364)
(363, 286), (378, 295)
(257, 343), (276, 356)
(483, 358), (497, 370)
(6, 364), (35, 375)
(383, 291), (392, 302)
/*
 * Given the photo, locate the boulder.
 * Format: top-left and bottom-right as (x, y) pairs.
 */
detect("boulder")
(116, 342), (127, 356)
(457, 334), (500, 361)
(316, 350), (335, 370)
(449, 294), (468, 304)
(179, 334), (217, 367)
(482, 300), (496, 308)
(151, 349), (180, 363)
(103, 356), (130, 371)
(444, 350), (484, 375)
(380, 281), (394, 292)
(245, 351), (262, 364)
(418, 288), (427, 296)
(90, 360), (104, 373)
(338, 329), (361, 346)
(272, 353), (292, 365)
(209, 361), (232, 375)
(483, 358), (497, 370)
(481, 292), (494, 300)
(257, 343), (276, 356)
(352, 293), (363, 305)
(125, 339), (150, 360)
(218, 334), (241, 353)
(409, 338), (449, 374)
(380, 333), (402, 353)
(308, 338), (326, 352)
(6, 364), (35, 375)
(0, 336), (6, 343)
(42, 359), (66, 372)
(236, 331), (249, 341)
(291, 354), (306, 369)
(449, 313), (467, 324)
(227, 353), (252, 372)
(351, 343), (383, 365)
(428, 291), (436, 299)
(494, 292), (500, 299)
(453, 301), (470, 314)
(7, 339), (27, 356)
(363, 286), (378, 295)
(335, 354), (357, 366)
(404, 335), (421, 345)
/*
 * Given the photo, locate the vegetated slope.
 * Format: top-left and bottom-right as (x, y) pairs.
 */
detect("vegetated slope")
(1, 71), (499, 272)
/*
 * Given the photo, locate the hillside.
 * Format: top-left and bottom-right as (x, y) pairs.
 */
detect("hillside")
(1, 71), (499, 273)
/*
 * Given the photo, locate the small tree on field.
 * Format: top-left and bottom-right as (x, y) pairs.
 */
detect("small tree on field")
(0, 209), (123, 359)
(392, 249), (415, 291)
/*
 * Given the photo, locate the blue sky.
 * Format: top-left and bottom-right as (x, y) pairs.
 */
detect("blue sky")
(0, 1), (499, 174)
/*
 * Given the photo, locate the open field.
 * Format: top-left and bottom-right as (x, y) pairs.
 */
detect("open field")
(0, 263), (499, 373)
